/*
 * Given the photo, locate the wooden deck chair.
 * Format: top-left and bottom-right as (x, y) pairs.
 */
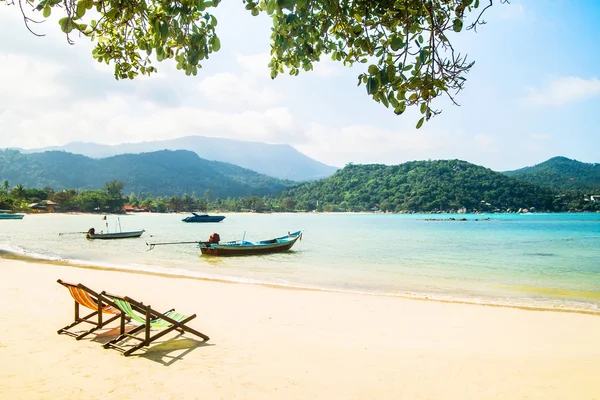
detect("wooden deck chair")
(57, 279), (123, 340)
(102, 293), (210, 356)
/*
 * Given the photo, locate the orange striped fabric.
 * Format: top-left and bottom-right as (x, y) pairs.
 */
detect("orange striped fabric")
(66, 286), (120, 314)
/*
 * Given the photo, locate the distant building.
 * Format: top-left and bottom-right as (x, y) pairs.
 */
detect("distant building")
(28, 200), (58, 213)
(123, 205), (150, 212)
(591, 195), (600, 203)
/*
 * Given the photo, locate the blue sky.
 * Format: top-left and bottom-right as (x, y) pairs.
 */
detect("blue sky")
(0, 0), (598, 171)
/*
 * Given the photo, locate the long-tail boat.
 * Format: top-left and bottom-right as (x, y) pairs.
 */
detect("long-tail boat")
(198, 231), (302, 256)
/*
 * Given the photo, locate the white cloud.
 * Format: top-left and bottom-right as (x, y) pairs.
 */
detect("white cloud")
(3, 89), (298, 148)
(0, 53), (67, 103)
(235, 53), (271, 76)
(311, 56), (343, 77)
(294, 123), (454, 167)
(197, 72), (283, 107)
(235, 51), (343, 79)
(521, 77), (600, 107)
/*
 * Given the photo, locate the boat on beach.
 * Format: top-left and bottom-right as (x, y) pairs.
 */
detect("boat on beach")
(0, 210), (24, 220)
(182, 212), (226, 223)
(198, 231), (302, 256)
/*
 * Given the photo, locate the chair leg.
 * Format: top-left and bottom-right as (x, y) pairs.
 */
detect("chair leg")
(57, 309), (99, 336)
(103, 324), (147, 351)
(75, 313), (122, 340)
(121, 315), (209, 356)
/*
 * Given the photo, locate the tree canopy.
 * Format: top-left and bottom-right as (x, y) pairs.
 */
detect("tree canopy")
(5, 0), (506, 126)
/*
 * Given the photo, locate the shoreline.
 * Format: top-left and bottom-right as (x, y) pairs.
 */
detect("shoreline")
(10, 210), (600, 216)
(1, 258), (600, 399)
(3, 252), (600, 317)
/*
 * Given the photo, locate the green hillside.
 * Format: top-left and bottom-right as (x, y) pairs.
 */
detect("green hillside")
(503, 157), (600, 192)
(282, 160), (557, 212)
(0, 149), (293, 198)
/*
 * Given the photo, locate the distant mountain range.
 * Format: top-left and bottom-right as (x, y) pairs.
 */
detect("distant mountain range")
(11, 135), (338, 182)
(0, 149), (294, 198)
(503, 156), (600, 192)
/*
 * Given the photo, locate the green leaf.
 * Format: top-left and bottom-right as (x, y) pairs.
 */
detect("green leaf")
(390, 35), (404, 51)
(453, 19), (463, 32)
(58, 17), (75, 33)
(420, 103), (426, 114)
(75, 2), (86, 19)
(380, 93), (389, 108)
(394, 101), (406, 115)
(212, 36), (221, 51)
(416, 117), (424, 129)
(160, 22), (169, 40)
(42, 5), (51, 17)
(366, 76), (379, 95)
(368, 64), (379, 75)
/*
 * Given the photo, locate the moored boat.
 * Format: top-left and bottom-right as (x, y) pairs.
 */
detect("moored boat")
(182, 212), (226, 223)
(87, 230), (145, 240)
(198, 231), (302, 256)
(85, 217), (145, 239)
(0, 210), (24, 220)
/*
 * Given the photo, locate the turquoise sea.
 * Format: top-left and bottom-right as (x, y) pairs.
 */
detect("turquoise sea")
(1, 212), (599, 313)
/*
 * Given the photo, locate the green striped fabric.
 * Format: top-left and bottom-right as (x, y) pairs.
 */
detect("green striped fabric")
(110, 297), (187, 328)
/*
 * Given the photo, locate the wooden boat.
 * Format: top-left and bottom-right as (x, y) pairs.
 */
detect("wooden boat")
(86, 217), (145, 239)
(198, 231), (302, 256)
(182, 213), (226, 223)
(0, 210), (24, 220)
(87, 230), (145, 240)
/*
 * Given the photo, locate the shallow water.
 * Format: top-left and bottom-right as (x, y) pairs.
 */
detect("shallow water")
(1, 212), (599, 312)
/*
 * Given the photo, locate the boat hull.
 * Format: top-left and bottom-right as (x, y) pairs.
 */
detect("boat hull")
(199, 231), (302, 256)
(0, 213), (24, 220)
(182, 213), (226, 223)
(87, 230), (145, 239)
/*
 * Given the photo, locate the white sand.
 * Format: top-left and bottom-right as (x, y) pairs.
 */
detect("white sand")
(1, 259), (599, 399)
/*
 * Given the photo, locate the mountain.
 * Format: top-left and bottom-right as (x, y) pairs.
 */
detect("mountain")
(503, 157), (600, 192)
(0, 149), (294, 198)
(12, 135), (338, 182)
(282, 160), (556, 212)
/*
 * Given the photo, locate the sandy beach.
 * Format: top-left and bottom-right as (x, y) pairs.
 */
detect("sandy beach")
(1, 258), (599, 399)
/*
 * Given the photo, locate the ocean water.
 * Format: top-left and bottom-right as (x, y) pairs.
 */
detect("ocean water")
(1, 212), (599, 313)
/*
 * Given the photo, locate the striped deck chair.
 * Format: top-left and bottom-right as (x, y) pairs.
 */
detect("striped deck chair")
(102, 293), (210, 356)
(57, 279), (123, 340)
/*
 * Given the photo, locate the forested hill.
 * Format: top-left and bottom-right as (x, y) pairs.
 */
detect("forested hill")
(282, 160), (556, 212)
(503, 157), (600, 192)
(13, 135), (339, 182)
(0, 149), (294, 197)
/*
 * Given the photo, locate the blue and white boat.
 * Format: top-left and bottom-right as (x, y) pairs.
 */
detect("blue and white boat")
(0, 210), (24, 220)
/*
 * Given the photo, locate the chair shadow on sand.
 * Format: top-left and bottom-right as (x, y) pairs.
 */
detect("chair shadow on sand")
(91, 327), (214, 366)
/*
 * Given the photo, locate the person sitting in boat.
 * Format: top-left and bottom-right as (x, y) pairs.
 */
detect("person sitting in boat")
(209, 232), (220, 244)
(86, 228), (95, 238)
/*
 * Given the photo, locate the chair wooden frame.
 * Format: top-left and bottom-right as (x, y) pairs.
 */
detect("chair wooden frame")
(102, 292), (210, 356)
(57, 279), (123, 340)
